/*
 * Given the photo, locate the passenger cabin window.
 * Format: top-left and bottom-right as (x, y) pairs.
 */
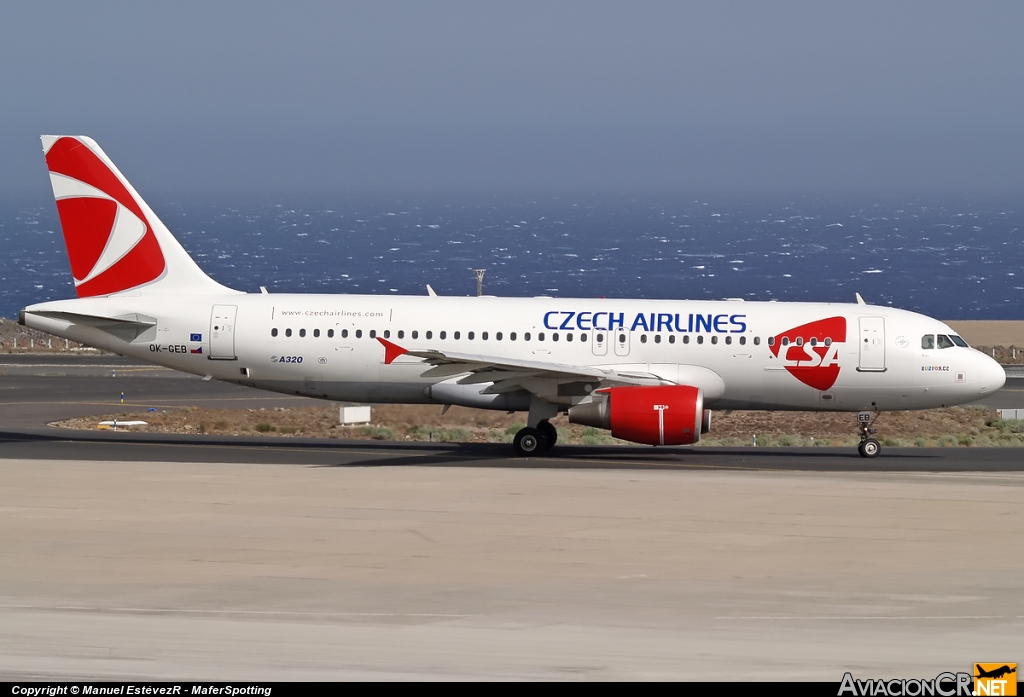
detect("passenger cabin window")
(711, 336), (718, 345)
(696, 336), (703, 345)
(411, 330), (418, 339)
(683, 335), (690, 344)
(440, 331), (446, 339)
(370, 330), (377, 338)
(383, 330), (390, 339)
(767, 336), (775, 346)
(496, 332), (502, 340)
(313, 329), (320, 338)
(566, 333), (572, 342)
(426, 331), (432, 339)
(510, 332), (517, 341)
(285, 328), (292, 337)
(725, 336), (732, 345)
(669, 335), (675, 344)
(937, 334), (955, 349)
(398, 330), (404, 339)
(921, 334), (935, 350)
(738, 336), (745, 346)
(468, 331), (474, 340)
(271, 328), (278, 337)
(328, 329), (334, 338)
(454, 331), (461, 340)
(640, 335), (648, 344)
(753, 337), (760, 346)
(355, 330), (362, 338)
(482, 332), (488, 340)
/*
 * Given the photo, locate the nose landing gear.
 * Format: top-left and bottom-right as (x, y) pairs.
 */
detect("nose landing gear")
(857, 410), (881, 458)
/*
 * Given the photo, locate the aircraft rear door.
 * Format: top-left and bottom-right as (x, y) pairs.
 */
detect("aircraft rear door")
(857, 316), (886, 372)
(210, 305), (238, 360)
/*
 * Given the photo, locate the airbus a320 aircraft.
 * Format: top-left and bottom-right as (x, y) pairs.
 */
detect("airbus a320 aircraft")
(20, 136), (1006, 457)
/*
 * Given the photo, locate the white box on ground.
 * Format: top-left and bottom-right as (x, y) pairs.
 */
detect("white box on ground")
(339, 406), (371, 424)
(998, 408), (1022, 420)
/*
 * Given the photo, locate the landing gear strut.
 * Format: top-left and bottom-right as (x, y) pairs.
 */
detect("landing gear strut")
(857, 410), (881, 458)
(513, 419), (557, 457)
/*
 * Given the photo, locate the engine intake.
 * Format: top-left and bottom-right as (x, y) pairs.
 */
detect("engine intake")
(568, 385), (706, 446)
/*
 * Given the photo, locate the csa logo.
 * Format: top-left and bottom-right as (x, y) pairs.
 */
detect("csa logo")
(974, 664), (1016, 696)
(44, 137), (166, 298)
(770, 316), (847, 391)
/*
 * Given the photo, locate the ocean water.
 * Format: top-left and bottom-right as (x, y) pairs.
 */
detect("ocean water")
(1, 192), (1022, 320)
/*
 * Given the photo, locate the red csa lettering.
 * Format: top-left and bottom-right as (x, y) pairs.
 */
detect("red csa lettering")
(792, 342), (840, 368)
(770, 317), (848, 392)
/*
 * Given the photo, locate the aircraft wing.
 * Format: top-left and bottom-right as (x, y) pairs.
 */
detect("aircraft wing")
(376, 337), (661, 396)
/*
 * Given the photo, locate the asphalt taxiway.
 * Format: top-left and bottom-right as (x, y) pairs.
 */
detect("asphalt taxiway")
(3, 354), (1023, 470)
(1, 356), (1023, 680)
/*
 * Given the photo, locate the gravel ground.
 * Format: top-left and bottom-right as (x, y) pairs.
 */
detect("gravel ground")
(53, 402), (1024, 448)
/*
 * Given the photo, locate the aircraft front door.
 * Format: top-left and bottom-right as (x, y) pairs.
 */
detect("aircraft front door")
(858, 316), (886, 372)
(591, 329), (608, 357)
(210, 304), (237, 360)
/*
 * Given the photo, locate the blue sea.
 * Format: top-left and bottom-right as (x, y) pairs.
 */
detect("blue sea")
(1, 192), (1022, 320)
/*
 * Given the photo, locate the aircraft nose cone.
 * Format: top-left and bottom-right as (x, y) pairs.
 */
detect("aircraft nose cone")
(975, 353), (1006, 395)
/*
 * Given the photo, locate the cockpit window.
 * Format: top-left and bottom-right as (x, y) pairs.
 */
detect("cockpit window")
(937, 334), (955, 349)
(950, 334), (969, 348)
(921, 334), (935, 350)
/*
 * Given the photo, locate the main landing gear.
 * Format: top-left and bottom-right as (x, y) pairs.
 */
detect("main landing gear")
(513, 419), (557, 457)
(857, 410), (881, 458)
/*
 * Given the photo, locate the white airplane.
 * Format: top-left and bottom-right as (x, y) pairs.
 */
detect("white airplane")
(19, 136), (1006, 458)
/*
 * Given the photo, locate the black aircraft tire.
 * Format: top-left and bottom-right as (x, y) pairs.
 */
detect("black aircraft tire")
(513, 427), (545, 457)
(537, 420), (557, 450)
(859, 438), (881, 458)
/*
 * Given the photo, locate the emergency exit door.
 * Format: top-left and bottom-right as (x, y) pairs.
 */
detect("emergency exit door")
(210, 305), (237, 360)
(614, 329), (631, 357)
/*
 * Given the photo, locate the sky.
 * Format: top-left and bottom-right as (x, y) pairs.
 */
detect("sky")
(2, 1), (1023, 196)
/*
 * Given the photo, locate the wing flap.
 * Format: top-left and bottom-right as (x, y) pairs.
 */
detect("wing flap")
(376, 337), (661, 403)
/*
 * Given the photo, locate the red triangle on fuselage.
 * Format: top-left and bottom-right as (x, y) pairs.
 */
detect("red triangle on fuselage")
(376, 337), (408, 365)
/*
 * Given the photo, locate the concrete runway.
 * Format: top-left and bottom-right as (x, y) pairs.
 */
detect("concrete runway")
(1, 356), (1023, 680)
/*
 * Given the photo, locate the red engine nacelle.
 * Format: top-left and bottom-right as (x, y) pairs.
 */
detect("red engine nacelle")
(568, 385), (706, 446)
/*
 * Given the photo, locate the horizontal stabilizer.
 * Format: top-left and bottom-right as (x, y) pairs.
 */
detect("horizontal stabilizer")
(22, 308), (158, 342)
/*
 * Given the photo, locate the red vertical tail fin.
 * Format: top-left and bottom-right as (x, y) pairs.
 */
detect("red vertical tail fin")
(41, 136), (237, 298)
